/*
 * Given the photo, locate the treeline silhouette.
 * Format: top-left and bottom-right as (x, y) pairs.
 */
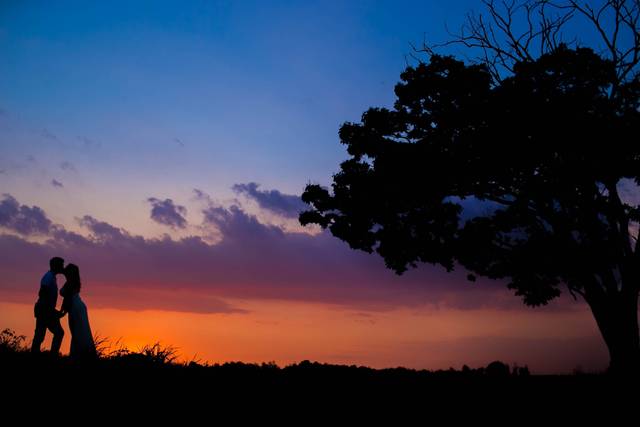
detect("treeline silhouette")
(1, 327), (630, 416)
(1, 328), (531, 376)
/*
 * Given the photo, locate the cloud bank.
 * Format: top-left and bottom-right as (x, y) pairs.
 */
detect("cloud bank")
(0, 194), (52, 235)
(0, 190), (579, 315)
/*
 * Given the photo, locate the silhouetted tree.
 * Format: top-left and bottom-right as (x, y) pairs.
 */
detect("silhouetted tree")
(300, 1), (640, 374)
(486, 361), (511, 377)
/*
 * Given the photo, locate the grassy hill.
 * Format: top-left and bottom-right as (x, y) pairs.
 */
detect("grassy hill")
(0, 328), (629, 416)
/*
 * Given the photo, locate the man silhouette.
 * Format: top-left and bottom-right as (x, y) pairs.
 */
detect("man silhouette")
(31, 257), (65, 354)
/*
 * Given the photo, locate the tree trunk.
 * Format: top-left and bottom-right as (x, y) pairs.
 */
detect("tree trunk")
(587, 288), (640, 375)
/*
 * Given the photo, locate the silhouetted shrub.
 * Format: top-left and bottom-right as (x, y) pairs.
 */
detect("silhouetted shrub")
(486, 361), (510, 377)
(0, 328), (26, 353)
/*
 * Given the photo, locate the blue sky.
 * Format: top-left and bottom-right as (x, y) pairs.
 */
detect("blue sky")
(0, 1), (478, 216)
(0, 0), (619, 234)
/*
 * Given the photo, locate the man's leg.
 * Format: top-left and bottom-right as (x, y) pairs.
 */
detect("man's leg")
(48, 316), (64, 355)
(31, 316), (46, 353)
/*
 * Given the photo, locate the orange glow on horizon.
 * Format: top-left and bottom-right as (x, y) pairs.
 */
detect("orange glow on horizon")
(0, 297), (608, 374)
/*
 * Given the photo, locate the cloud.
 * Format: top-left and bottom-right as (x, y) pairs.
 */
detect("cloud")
(202, 204), (284, 241)
(232, 182), (308, 218)
(41, 129), (58, 141)
(51, 179), (64, 188)
(79, 286), (248, 314)
(0, 194), (52, 235)
(0, 231), (245, 315)
(60, 161), (76, 172)
(0, 194), (583, 315)
(193, 188), (214, 205)
(78, 215), (128, 241)
(77, 136), (101, 149)
(147, 198), (188, 229)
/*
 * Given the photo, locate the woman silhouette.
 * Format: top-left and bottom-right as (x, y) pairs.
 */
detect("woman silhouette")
(60, 264), (97, 361)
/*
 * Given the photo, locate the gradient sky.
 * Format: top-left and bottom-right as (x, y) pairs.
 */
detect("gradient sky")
(0, 0), (613, 373)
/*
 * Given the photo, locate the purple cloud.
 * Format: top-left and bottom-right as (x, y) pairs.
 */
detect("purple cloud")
(193, 189), (207, 199)
(147, 198), (188, 229)
(51, 179), (64, 188)
(78, 215), (128, 242)
(0, 194), (52, 235)
(193, 188), (222, 207)
(0, 194), (583, 314)
(232, 182), (308, 218)
(60, 161), (76, 172)
(77, 136), (101, 149)
(203, 204), (284, 241)
(41, 129), (58, 141)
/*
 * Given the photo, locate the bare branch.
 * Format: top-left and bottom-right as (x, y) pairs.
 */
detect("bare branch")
(418, 0), (640, 84)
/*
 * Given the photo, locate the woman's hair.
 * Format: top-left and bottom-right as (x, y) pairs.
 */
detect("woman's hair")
(64, 263), (82, 293)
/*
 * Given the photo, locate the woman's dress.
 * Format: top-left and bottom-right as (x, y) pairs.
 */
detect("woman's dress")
(68, 293), (96, 359)
(61, 283), (97, 360)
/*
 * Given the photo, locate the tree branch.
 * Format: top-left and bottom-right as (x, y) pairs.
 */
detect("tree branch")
(419, 0), (640, 84)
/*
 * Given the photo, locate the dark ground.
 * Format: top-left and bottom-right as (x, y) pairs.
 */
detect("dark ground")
(1, 330), (636, 420)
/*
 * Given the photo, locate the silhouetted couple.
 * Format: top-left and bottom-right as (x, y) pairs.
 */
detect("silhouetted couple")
(31, 257), (97, 361)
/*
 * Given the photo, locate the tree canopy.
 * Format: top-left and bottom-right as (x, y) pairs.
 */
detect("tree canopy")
(301, 45), (640, 307)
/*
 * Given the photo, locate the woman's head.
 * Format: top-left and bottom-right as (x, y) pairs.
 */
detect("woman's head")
(64, 263), (81, 291)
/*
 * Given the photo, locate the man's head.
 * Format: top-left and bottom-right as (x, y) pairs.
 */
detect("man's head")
(49, 257), (64, 274)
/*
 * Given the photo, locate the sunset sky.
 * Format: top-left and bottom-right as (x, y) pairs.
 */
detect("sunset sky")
(0, 0), (611, 373)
